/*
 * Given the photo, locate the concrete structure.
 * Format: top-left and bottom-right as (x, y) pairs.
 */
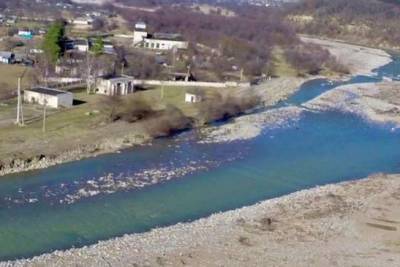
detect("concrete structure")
(95, 76), (136, 96)
(133, 22), (188, 50)
(24, 87), (73, 108)
(185, 92), (203, 103)
(0, 51), (15, 64)
(133, 21), (148, 46)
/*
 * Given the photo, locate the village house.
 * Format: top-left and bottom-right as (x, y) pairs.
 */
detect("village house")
(133, 22), (188, 51)
(24, 87), (73, 109)
(95, 76), (136, 96)
(103, 40), (115, 54)
(71, 17), (93, 29)
(0, 51), (15, 64)
(73, 39), (90, 52)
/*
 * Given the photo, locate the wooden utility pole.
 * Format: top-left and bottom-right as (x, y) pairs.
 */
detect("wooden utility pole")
(42, 100), (47, 133)
(15, 77), (24, 126)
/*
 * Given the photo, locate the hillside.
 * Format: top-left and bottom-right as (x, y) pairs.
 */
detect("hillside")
(287, 0), (400, 50)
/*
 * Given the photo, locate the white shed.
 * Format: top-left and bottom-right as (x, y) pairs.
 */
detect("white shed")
(24, 87), (73, 108)
(96, 76), (135, 96)
(185, 92), (203, 103)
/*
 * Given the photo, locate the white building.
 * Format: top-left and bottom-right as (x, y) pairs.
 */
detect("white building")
(74, 39), (90, 52)
(95, 76), (136, 96)
(185, 92), (203, 103)
(24, 87), (73, 108)
(71, 17), (93, 29)
(133, 22), (188, 51)
(133, 21), (148, 46)
(0, 51), (15, 64)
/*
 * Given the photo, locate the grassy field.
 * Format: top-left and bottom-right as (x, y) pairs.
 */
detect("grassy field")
(0, 64), (34, 99)
(0, 85), (227, 160)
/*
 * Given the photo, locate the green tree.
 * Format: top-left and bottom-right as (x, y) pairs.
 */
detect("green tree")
(91, 37), (104, 56)
(42, 21), (65, 64)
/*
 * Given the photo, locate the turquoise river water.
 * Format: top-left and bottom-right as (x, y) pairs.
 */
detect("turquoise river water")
(0, 57), (400, 261)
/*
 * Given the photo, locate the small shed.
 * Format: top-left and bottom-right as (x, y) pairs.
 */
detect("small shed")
(24, 87), (73, 108)
(0, 51), (15, 64)
(185, 89), (204, 103)
(96, 76), (135, 96)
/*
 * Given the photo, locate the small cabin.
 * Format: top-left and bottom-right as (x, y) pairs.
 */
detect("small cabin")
(185, 92), (203, 103)
(24, 87), (73, 108)
(96, 76), (136, 96)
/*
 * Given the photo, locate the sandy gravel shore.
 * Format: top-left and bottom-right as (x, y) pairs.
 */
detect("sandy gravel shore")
(304, 82), (400, 127)
(5, 173), (400, 267)
(301, 36), (392, 76)
(200, 77), (307, 143)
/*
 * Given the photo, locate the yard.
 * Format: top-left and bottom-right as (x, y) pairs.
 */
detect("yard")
(0, 85), (229, 161)
(0, 64), (34, 99)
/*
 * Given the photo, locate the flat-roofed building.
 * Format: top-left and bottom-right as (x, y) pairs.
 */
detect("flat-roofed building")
(133, 22), (188, 50)
(24, 87), (73, 108)
(95, 76), (136, 96)
(0, 51), (15, 64)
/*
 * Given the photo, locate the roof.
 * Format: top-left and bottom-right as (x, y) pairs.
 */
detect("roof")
(103, 76), (134, 83)
(0, 51), (13, 58)
(25, 87), (71, 96)
(74, 39), (88, 46)
(135, 21), (147, 30)
(150, 33), (185, 42)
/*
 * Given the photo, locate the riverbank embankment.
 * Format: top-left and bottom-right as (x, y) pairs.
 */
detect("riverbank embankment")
(6, 172), (400, 267)
(301, 36), (392, 76)
(304, 82), (400, 127)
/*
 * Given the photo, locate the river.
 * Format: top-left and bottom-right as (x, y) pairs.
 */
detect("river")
(0, 57), (400, 261)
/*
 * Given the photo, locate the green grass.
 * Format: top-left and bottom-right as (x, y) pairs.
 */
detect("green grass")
(0, 65), (34, 98)
(0, 86), (225, 159)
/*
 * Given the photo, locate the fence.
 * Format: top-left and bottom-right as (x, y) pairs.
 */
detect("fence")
(133, 80), (250, 88)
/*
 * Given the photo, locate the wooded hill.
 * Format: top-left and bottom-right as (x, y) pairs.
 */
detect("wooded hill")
(287, 0), (400, 50)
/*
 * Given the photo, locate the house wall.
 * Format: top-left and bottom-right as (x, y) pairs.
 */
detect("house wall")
(133, 30), (148, 45)
(24, 91), (58, 108)
(96, 79), (136, 96)
(96, 80), (110, 95)
(24, 91), (73, 108)
(75, 44), (89, 52)
(143, 39), (188, 50)
(57, 92), (74, 108)
(185, 93), (202, 103)
(0, 57), (10, 64)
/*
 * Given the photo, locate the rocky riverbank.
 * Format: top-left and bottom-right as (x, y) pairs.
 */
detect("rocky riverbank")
(301, 36), (392, 76)
(5, 173), (400, 266)
(200, 106), (304, 143)
(304, 82), (400, 127)
(0, 132), (151, 177)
